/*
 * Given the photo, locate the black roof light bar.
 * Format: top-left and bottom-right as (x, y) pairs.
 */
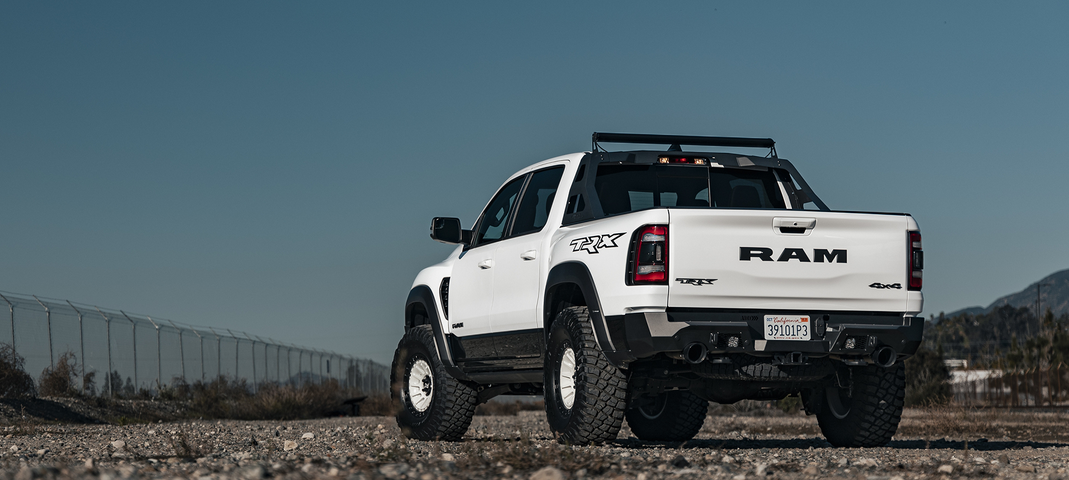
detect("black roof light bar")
(592, 132), (777, 158)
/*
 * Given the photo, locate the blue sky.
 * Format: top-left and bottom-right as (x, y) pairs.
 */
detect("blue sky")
(2, 2), (1067, 365)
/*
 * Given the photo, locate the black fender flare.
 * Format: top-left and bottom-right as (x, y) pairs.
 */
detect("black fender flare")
(405, 285), (471, 381)
(544, 262), (634, 366)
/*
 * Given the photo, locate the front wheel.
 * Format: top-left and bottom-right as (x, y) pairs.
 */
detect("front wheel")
(544, 306), (628, 444)
(815, 363), (905, 447)
(626, 391), (708, 442)
(391, 325), (477, 441)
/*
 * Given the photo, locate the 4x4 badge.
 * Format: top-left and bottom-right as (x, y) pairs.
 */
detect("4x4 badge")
(677, 278), (717, 286)
(570, 233), (625, 254)
(869, 282), (902, 290)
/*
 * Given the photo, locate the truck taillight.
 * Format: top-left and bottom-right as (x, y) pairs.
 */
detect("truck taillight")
(908, 231), (923, 291)
(633, 225), (668, 284)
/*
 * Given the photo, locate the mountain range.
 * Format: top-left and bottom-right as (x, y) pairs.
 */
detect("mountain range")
(944, 268), (1069, 319)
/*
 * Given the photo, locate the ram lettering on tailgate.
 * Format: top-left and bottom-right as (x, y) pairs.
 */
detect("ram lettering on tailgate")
(739, 247), (847, 263)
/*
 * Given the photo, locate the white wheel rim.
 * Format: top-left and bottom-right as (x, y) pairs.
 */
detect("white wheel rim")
(407, 359), (434, 412)
(559, 347), (576, 410)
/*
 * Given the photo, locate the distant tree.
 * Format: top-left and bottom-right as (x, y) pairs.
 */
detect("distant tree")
(925, 306), (1039, 365)
(904, 345), (952, 406)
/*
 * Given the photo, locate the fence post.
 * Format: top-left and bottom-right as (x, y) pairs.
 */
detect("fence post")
(256, 335), (268, 385)
(268, 338), (279, 383)
(0, 293), (13, 360)
(192, 329), (204, 382)
(168, 320), (185, 384)
(287, 346), (292, 385)
(297, 348), (303, 387)
(209, 327), (221, 379)
(147, 317), (162, 392)
(95, 307), (113, 397)
(270, 339), (280, 383)
(243, 332), (256, 393)
(66, 301), (86, 394)
(33, 296), (53, 368)
(227, 329), (239, 381)
(1059, 362), (1064, 404)
(120, 311), (138, 391)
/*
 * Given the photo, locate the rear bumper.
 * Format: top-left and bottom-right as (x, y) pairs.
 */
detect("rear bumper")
(605, 308), (924, 364)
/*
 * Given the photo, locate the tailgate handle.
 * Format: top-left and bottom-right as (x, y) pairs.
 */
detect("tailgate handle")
(773, 217), (816, 234)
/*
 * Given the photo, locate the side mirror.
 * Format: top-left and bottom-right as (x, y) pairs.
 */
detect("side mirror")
(430, 217), (469, 244)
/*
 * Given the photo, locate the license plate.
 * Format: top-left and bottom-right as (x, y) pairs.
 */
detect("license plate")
(763, 315), (811, 341)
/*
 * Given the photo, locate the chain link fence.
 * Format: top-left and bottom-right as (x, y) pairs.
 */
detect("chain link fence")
(949, 363), (1069, 407)
(0, 291), (389, 396)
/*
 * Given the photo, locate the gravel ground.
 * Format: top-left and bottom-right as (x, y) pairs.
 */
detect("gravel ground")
(0, 408), (1067, 479)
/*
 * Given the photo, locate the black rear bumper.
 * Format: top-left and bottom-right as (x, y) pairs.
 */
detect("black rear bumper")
(605, 308), (924, 364)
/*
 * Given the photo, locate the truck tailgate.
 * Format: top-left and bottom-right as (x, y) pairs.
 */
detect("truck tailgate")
(667, 209), (910, 312)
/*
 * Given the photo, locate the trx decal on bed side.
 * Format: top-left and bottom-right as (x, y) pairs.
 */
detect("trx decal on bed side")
(570, 233), (625, 254)
(677, 278), (717, 286)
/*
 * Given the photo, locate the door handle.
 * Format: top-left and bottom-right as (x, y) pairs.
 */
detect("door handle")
(478, 259), (493, 269)
(772, 217), (816, 228)
(521, 250), (537, 260)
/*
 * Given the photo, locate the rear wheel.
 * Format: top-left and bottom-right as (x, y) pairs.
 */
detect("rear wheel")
(544, 306), (628, 444)
(816, 363), (905, 447)
(626, 391), (708, 442)
(391, 325), (477, 441)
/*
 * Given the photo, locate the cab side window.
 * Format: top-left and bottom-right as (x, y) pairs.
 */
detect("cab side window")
(474, 176), (526, 247)
(510, 166), (565, 237)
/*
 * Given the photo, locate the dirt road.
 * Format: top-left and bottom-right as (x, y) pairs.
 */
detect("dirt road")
(1, 408), (1067, 479)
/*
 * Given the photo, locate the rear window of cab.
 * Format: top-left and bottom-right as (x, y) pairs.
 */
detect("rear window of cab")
(593, 163), (786, 216)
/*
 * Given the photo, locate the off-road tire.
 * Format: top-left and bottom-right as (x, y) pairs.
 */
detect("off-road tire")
(625, 391), (708, 442)
(391, 325), (477, 441)
(544, 306), (628, 444)
(815, 363), (905, 447)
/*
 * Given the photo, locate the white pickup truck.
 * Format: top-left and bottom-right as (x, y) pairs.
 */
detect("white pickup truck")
(391, 133), (924, 447)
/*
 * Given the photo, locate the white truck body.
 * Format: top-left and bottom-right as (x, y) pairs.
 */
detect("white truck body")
(395, 133), (924, 447)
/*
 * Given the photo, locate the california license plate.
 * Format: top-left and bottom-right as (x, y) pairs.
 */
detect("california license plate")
(763, 315), (811, 341)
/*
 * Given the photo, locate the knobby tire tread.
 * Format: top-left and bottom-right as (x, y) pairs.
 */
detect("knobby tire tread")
(626, 391), (708, 442)
(817, 363), (905, 448)
(546, 307), (628, 445)
(392, 325), (477, 441)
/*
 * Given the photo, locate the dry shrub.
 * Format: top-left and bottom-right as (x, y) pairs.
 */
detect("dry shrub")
(185, 377), (352, 420)
(0, 344), (36, 398)
(39, 351), (81, 397)
(900, 405), (1012, 439)
(186, 377), (250, 418)
(475, 399), (544, 416)
(897, 406), (1069, 442)
(253, 381), (344, 419)
(358, 394), (397, 416)
(904, 346), (952, 406)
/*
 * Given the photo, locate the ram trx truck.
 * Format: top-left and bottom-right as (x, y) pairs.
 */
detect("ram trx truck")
(391, 133), (924, 447)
